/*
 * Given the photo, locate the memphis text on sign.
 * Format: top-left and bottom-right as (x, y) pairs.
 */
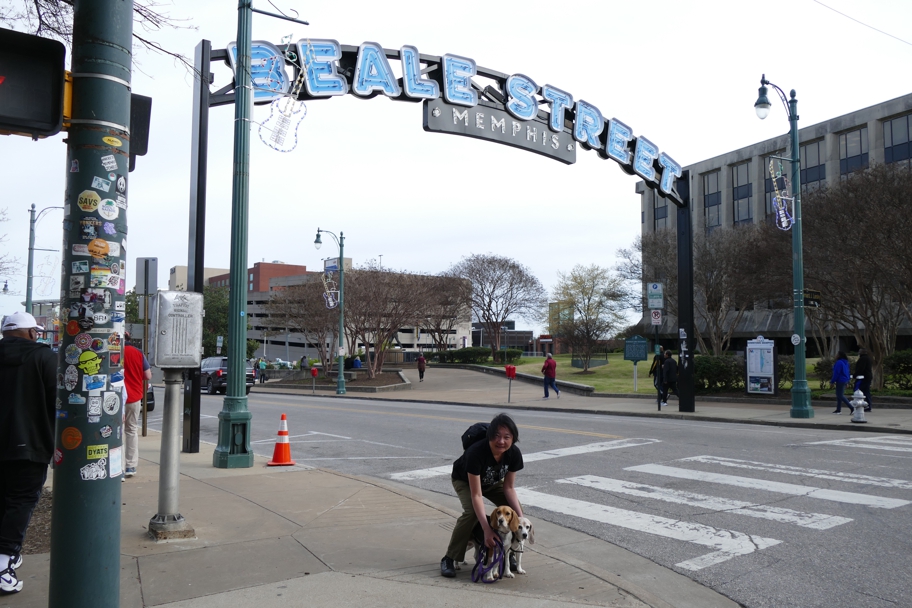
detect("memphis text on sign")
(226, 40), (682, 201)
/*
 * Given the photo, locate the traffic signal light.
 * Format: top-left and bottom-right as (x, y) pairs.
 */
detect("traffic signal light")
(0, 27), (66, 139)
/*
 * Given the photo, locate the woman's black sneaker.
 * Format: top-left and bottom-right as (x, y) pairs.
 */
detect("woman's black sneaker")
(440, 556), (456, 578)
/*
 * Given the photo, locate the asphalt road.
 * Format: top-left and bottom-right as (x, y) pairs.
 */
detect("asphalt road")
(146, 390), (912, 608)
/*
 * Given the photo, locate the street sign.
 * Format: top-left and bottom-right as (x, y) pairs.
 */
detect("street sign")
(647, 282), (664, 310)
(650, 309), (662, 325)
(803, 289), (821, 308)
(216, 335), (223, 354)
(624, 335), (648, 362)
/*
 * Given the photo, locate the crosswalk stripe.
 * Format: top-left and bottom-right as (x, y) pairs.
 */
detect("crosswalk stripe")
(389, 438), (660, 481)
(804, 438), (912, 453)
(625, 464), (910, 509)
(516, 487), (781, 570)
(681, 455), (912, 490)
(558, 475), (852, 529)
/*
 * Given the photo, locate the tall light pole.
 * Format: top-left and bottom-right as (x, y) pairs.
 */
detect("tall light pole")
(315, 228), (346, 395)
(754, 74), (813, 418)
(26, 203), (63, 315)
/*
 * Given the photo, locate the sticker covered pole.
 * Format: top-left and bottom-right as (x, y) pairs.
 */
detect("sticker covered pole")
(48, 0), (134, 605)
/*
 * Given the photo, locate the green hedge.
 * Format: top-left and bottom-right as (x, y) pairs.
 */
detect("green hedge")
(693, 355), (744, 392)
(504, 349), (523, 363)
(884, 350), (912, 389)
(430, 347), (491, 364)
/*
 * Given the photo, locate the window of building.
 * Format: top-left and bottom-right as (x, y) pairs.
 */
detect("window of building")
(249, 282), (253, 291)
(731, 162), (752, 225)
(249, 273), (254, 281)
(839, 127), (868, 176)
(703, 171), (721, 233)
(799, 140), (826, 193)
(654, 190), (668, 231)
(884, 114), (911, 168)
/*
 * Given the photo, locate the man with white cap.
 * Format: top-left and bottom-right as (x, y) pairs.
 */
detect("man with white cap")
(0, 312), (56, 594)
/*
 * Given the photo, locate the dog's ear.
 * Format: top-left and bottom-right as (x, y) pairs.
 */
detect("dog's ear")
(507, 509), (519, 533)
(489, 509), (499, 529)
(527, 521), (535, 544)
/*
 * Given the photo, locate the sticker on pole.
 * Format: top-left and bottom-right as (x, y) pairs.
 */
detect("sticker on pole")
(651, 310), (662, 325)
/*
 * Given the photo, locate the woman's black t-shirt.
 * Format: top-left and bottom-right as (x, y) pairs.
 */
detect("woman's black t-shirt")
(452, 440), (523, 486)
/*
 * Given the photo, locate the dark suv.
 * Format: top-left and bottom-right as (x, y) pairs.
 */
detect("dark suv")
(200, 357), (255, 395)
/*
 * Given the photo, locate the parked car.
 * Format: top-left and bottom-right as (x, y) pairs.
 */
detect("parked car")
(145, 384), (155, 411)
(200, 356), (255, 395)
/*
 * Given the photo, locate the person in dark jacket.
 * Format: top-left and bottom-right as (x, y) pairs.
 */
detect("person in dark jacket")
(660, 350), (678, 407)
(648, 346), (665, 409)
(853, 348), (874, 412)
(0, 312), (56, 594)
(830, 351), (854, 414)
(417, 354), (427, 382)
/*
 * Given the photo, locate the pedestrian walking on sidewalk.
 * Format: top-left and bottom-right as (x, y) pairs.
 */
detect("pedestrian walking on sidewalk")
(123, 332), (152, 480)
(853, 348), (874, 412)
(441, 413), (524, 578)
(0, 312), (56, 594)
(648, 346), (664, 408)
(417, 353), (426, 382)
(258, 358), (267, 384)
(542, 353), (560, 398)
(660, 350), (678, 407)
(830, 351), (854, 414)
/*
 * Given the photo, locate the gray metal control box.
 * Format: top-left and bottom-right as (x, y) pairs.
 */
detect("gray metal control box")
(149, 291), (204, 368)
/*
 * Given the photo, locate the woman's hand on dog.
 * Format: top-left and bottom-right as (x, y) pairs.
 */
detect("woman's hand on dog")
(483, 524), (498, 549)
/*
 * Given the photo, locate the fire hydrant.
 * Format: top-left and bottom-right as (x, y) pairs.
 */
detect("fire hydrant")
(850, 389), (868, 424)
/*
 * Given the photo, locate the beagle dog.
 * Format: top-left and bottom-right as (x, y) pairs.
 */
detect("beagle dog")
(508, 516), (534, 576)
(463, 505), (519, 581)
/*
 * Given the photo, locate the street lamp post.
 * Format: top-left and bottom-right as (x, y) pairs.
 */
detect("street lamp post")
(315, 228), (346, 395)
(26, 203), (63, 315)
(754, 74), (813, 418)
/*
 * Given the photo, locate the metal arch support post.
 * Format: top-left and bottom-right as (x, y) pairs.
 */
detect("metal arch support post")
(337, 232), (347, 395)
(675, 171), (695, 413)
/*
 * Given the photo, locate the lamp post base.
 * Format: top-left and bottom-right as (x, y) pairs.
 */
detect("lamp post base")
(212, 408), (254, 468)
(789, 384), (814, 418)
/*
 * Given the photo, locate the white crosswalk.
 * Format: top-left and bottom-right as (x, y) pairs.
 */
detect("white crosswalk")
(805, 435), (912, 453)
(507, 449), (912, 571)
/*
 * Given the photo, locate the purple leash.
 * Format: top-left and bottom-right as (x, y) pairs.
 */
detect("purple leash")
(471, 537), (505, 583)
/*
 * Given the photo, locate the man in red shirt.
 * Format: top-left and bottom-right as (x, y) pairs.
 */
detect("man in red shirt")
(123, 332), (151, 479)
(541, 352), (560, 399)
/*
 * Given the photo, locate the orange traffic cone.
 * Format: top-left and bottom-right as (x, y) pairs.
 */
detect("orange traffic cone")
(267, 413), (296, 466)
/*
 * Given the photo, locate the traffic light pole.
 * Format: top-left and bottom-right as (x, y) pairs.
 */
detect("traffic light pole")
(49, 1), (133, 606)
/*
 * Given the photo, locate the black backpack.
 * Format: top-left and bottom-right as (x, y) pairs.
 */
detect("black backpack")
(461, 422), (489, 450)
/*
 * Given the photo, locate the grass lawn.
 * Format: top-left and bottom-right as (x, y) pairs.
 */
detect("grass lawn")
(504, 353), (822, 395)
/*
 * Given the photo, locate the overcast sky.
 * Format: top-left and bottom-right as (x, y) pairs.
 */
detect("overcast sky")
(2, 0), (911, 331)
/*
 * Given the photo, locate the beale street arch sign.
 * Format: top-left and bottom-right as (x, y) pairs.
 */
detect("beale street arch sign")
(220, 39), (685, 205)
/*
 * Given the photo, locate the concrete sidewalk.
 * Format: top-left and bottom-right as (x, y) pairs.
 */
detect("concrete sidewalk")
(10, 432), (736, 608)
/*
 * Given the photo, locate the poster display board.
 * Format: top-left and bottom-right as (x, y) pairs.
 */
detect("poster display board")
(745, 336), (777, 395)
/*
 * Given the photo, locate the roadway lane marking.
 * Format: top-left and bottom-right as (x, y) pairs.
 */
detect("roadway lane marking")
(804, 436), (912, 453)
(251, 431), (352, 444)
(389, 438), (661, 481)
(625, 464), (910, 509)
(681, 455), (912, 490)
(253, 400), (623, 439)
(558, 475), (852, 529)
(515, 488), (781, 570)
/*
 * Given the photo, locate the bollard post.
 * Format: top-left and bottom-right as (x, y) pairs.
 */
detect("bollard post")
(149, 369), (195, 539)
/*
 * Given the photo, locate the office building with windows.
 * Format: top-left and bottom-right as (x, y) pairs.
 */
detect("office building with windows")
(637, 91), (912, 350)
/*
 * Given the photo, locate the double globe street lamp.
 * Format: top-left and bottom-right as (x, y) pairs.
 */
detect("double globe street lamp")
(314, 228), (346, 395)
(754, 74), (813, 418)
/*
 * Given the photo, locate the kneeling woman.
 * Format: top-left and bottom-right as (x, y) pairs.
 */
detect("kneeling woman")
(440, 413), (524, 577)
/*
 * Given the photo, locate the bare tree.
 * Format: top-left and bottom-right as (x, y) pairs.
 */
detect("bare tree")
(803, 163), (912, 388)
(623, 224), (787, 355)
(0, 209), (16, 281)
(344, 262), (423, 378)
(449, 254), (546, 360)
(419, 273), (472, 353)
(265, 279), (338, 373)
(1, 1), (197, 69)
(551, 264), (626, 371)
